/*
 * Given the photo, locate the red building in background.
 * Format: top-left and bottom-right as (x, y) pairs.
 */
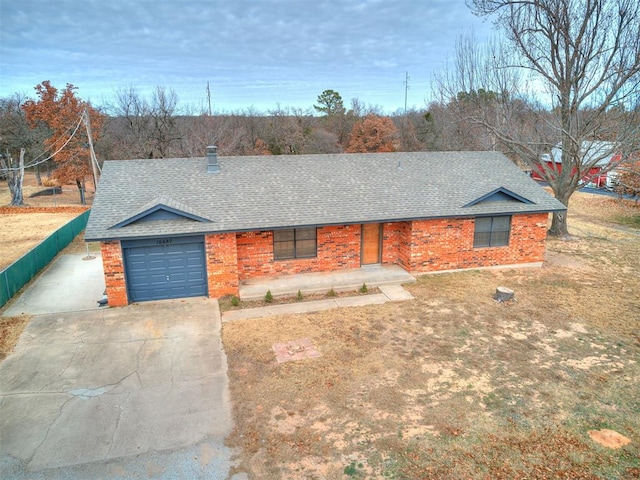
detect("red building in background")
(532, 141), (622, 188)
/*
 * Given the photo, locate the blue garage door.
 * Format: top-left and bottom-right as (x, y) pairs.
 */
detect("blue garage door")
(123, 236), (207, 302)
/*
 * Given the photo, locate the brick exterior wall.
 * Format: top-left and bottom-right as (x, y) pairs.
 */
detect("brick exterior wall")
(236, 225), (361, 280)
(381, 221), (412, 269)
(100, 213), (549, 304)
(405, 213), (549, 272)
(100, 241), (128, 307)
(205, 233), (239, 297)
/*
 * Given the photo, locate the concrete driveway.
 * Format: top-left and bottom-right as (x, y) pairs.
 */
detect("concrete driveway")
(0, 297), (240, 479)
(3, 253), (106, 317)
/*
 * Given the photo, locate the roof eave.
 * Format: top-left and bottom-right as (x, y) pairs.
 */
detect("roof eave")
(84, 207), (565, 242)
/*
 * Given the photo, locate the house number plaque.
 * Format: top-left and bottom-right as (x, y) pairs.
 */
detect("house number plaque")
(156, 238), (173, 245)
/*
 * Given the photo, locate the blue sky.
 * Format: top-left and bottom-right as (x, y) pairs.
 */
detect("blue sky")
(0, 0), (494, 114)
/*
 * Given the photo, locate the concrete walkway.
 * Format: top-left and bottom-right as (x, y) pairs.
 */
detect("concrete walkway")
(239, 264), (415, 301)
(3, 253), (105, 317)
(223, 283), (414, 322)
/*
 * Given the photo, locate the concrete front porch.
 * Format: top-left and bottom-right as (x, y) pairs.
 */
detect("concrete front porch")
(238, 264), (416, 301)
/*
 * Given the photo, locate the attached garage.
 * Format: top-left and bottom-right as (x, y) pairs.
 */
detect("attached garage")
(122, 236), (207, 302)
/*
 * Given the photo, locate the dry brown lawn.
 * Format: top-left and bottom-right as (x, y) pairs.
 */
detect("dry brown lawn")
(0, 172), (93, 270)
(0, 211), (88, 270)
(222, 192), (640, 479)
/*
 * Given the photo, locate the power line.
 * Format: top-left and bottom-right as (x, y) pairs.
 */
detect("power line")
(0, 113), (85, 171)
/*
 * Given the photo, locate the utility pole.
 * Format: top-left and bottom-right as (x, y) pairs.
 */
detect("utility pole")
(206, 81), (212, 116)
(83, 108), (100, 191)
(404, 71), (410, 115)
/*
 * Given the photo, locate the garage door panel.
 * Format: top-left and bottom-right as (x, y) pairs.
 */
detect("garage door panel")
(124, 238), (207, 302)
(148, 260), (166, 270)
(188, 272), (206, 282)
(167, 258), (186, 269)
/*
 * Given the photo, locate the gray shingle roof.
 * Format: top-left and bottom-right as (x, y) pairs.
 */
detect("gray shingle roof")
(85, 151), (566, 241)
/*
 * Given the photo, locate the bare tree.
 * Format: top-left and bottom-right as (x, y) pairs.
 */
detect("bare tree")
(104, 86), (183, 159)
(0, 93), (50, 202)
(0, 149), (25, 206)
(435, 0), (640, 236)
(104, 85), (154, 159)
(179, 113), (219, 158)
(150, 87), (181, 157)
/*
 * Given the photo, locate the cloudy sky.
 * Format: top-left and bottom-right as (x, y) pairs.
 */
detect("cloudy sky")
(1, 0), (495, 114)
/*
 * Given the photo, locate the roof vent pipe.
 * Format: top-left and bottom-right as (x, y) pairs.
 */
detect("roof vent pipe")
(206, 145), (219, 173)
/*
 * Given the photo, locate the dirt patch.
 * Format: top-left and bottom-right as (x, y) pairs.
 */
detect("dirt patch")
(0, 316), (29, 360)
(223, 192), (640, 479)
(588, 429), (632, 449)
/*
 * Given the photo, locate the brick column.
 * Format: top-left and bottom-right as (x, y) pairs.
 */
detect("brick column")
(205, 233), (239, 297)
(100, 241), (128, 306)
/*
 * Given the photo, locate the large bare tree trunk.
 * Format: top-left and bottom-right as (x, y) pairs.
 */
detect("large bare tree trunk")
(1, 148), (25, 206)
(35, 163), (42, 186)
(549, 211), (568, 237)
(548, 173), (573, 237)
(76, 179), (86, 205)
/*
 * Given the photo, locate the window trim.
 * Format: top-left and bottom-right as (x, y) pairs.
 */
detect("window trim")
(473, 215), (511, 248)
(273, 227), (318, 260)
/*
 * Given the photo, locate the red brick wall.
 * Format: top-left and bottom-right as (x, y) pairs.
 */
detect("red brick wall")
(405, 213), (549, 272)
(100, 241), (128, 307)
(205, 233), (239, 297)
(102, 213), (549, 303)
(236, 225), (361, 280)
(381, 221), (412, 269)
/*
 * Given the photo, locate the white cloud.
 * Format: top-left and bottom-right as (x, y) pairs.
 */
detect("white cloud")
(0, 0), (495, 112)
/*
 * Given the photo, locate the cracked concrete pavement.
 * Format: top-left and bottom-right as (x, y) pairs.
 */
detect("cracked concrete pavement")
(0, 297), (241, 479)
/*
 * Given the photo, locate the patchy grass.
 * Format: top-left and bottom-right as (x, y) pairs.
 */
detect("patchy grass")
(0, 316), (29, 360)
(223, 192), (640, 479)
(614, 213), (640, 229)
(569, 192), (640, 230)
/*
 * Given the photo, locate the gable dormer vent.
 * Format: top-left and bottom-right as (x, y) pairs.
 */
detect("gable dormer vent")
(207, 145), (219, 173)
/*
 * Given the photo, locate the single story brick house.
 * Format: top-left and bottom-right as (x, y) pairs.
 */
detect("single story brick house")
(85, 149), (565, 306)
